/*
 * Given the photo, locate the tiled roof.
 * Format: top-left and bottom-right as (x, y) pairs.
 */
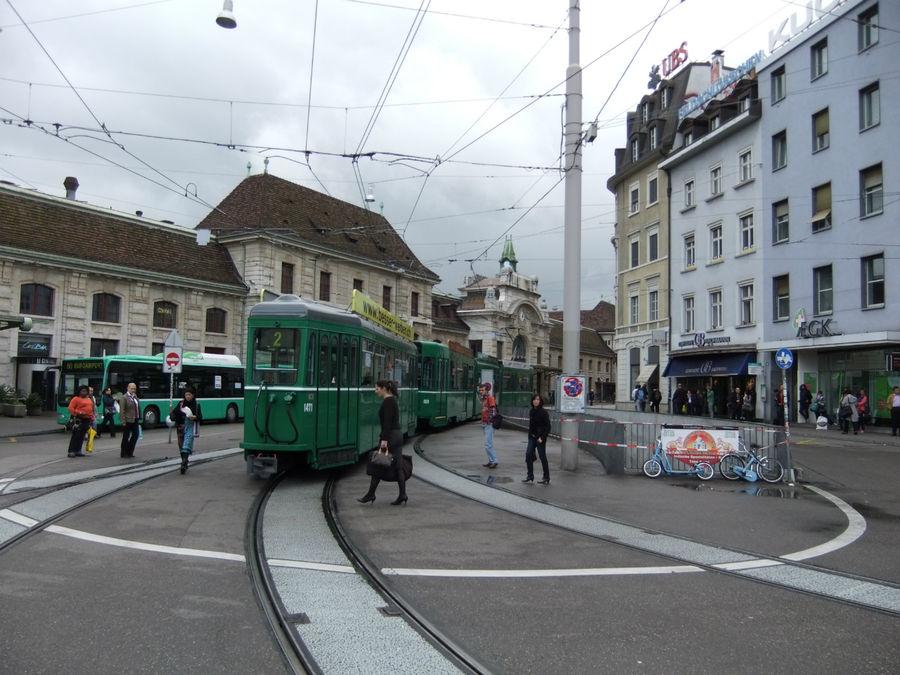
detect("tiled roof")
(549, 323), (615, 357)
(548, 300), (616, 333)
(198, 173), (439, 282)
(431, 293), (470, 334)
(0, 183), (246, 290)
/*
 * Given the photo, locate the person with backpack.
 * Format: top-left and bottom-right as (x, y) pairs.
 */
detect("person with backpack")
(839, 387), (858, 435)
(856, 388), (869, 433)
(638, 385), (647, 412)
(632, 385), (641, 411)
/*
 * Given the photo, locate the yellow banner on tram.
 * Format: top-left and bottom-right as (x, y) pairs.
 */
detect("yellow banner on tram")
(351, 290), (414, 341)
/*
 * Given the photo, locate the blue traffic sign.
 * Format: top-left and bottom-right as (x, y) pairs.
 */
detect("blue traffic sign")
(775, 348), (794, 370)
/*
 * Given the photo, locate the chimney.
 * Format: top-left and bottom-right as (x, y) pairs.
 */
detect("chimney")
(63, 176), (79, 200)
(135, 210), (143, 217)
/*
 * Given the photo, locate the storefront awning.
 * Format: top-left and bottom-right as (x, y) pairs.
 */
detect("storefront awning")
(635, 363), (658, 384)
(662, 352), (753, 378)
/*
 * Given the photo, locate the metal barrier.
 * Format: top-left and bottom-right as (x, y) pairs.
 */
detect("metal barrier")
(507, 407), (789, 477)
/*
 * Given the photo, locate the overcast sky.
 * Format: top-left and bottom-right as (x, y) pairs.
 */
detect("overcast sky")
(1, 0), (801, 309)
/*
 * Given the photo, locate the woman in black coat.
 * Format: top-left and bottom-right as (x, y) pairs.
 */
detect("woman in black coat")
(523, 393), (552, 485)
(358, 379), (407, 505)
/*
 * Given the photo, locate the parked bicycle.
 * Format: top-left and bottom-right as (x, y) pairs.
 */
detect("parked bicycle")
(718, 440), (784, 483)
(643, 437), (715, 481)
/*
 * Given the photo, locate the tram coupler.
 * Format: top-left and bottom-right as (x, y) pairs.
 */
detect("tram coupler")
(247, 454), (278, 478)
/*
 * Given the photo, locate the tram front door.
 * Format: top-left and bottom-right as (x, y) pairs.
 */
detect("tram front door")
(315, 332), (358, 449)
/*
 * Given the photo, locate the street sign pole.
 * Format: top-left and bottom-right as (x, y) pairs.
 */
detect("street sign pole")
(163, 330), (184, 445)
(776, 348), (796, 483)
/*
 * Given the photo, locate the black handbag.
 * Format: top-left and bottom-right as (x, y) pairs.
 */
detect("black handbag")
(370, 448), (392, 468)
(366, 454), (412, 482)
(65, 416), (81, 432)
(491, 412), (503, 429)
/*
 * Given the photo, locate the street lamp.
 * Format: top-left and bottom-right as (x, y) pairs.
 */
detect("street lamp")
(216, 0), (237, 29)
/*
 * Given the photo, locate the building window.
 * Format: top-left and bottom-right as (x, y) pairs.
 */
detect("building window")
(772, 131), (787, 170)
(709, 115), (720, 131)
(153, 301), (176, 329)
(641, 102), (651, 124)
(739, 212), (755, 252)
(858, 4), (879, 51)
(631, 139), (640, 162)
(382, 286), (392, 311)
(774, 275), (790, 321)
(738, 148), (753, 183)
(319, 271), (331, 302)
(813, 265), (833, 315)
(281, 262), (294, 295)
(684, 234), (695, 270)
(410, 292), (419, 317)
(537, 347), (543, 364)
(812, 108), (829, 152)
(684, 130), (693, 146)
(151, 342), (164, 356)
(861, 164), (883, 217)
(710, 223), (723, 262)
(629, 183), (639, 214)
(91, 293), (120, 323)
(661, 87), (670, 109)
(812, 183), (832, 232)
(811, 39), (828, 79)
(353, 278), (364, 293)
(683, 296), (695, 333)
(649, 126), (658, 150)
(738, 94), (751, 112)
(739, 283), (754, 326)
(862, 254), (885, 308)
(859, 82), (880, 131)
(205, 308), (227, 333)
(684, 179), (695, 209)
(648, 230), (659, 262)
(19, 283), (54, 316)
(771, 66), (786, 103)
(648, 290), (659, 322)
(629, 295), (639, 324)
(90, 338), (118, 357)
(709, 164), (722, 197)
(629, 236), (640, 268)
(496, 341), (503, 360)
(709, 289), (723, 330)
(773, 200), (789, 244)
(647, 174), (658, 206)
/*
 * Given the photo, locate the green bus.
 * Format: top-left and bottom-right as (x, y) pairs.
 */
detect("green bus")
(57, 352), (244, 427)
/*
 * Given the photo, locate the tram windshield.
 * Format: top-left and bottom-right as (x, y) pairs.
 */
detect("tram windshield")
(252, 328), (300, 385)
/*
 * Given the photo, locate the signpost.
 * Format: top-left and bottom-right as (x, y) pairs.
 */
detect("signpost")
(775, 347), (795, 482)
(163, 330), (183, 444)
(558, 375), (586, 414)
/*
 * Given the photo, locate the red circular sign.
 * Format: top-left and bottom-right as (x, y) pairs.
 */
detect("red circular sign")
(165, 351), (181, 367)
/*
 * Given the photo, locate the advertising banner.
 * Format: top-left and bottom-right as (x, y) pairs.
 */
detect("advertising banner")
(660, 427), (741, 464)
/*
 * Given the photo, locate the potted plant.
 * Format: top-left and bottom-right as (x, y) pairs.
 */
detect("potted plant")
(25, 392), (44, 416)
(0, 385), (26, 417)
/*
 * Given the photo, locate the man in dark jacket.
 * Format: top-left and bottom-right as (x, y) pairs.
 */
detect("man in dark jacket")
(672, 383), (687, 415)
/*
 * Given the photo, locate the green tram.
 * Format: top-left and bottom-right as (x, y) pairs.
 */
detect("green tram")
(415, 340), (478, 428)
(243, 294), (418, 476)
(475, 353), (535, 408)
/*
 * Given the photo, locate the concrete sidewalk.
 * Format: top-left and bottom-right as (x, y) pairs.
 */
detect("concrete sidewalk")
(0, 410), (63, 438)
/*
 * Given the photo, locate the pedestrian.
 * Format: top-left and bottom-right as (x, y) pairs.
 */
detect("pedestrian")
(741, 389), (754, 421)
(727, 387), (741, 420)
(745, 381), (757, 421)
(171, 387), (202, 474)
(705, 384), (715, 419)
(522, 393), (551, 485)
(119, 382), (141, 458)
(588, 390), (595, 406)
(358, 379), (407, 505)
(650, 387), (662, 413)
(477, 383), (499, 468)
(632, 384), (641, 412)
(838, 387), (858, 435)
(890, 386), (900, 437)
(774, 385), (785, 426)
(672, 383), (687, 415)
(87, 386), (101, 438)
(66, 385), (94, 458)
(99, 386), (118, 438)
(638, 384), (648, 412)
(812, 390), (831, 426)
(798, 384), (812, 424)
(856, 388), (869, 433)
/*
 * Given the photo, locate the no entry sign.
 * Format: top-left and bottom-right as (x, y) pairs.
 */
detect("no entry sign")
(163, 348), (183, 373)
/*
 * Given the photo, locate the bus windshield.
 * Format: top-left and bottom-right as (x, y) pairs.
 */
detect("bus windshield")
(58, 358), (104, 407)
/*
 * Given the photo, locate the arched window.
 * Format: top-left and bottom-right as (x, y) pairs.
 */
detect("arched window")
(153, 301), (177, 329)
(92, 293), (121, 323)
(19, 283), (54, 316)
(205, 308), (227, 333)
(512, 335), (527, 362)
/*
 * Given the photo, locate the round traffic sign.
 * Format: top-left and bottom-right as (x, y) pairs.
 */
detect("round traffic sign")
(563, 377), (583, 397)
(775, 348), (793, 370)
(165, 351), (181, 368)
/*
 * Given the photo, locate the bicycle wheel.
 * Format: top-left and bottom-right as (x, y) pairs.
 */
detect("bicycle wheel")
(756, 457), (784, 483)
(696, 462), (715, 481)
(718, 453), (745, 480)
(643, 458), (663, 478)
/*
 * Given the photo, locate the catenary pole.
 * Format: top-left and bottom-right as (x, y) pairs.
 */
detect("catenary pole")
(560, 0), (582, 471)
